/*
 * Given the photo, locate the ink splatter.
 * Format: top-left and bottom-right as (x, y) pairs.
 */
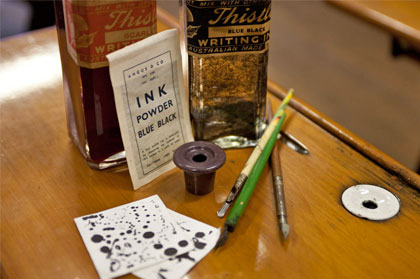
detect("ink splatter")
(178, 240), (188, 247)
(100, 246), (111, 254)
(179, 225), (191, 232)
(195, 232), (205, 238)
(175, 251), (195, 262)
(192, 238), (206, 249)
(110, 259), (120, 272)
(143, 231), (155, 239)
(91, 234), (104, 243)
(158, 268), (168, 279)
(75, 196), (198, 278)
(82, 214), (98, 220)
(164, 248), (177, 256)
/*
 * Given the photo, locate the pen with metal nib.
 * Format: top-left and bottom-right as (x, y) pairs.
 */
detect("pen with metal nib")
(217, 89), (294, 218)
(270, 133), (289, 239)
(215, 112), (287, 248)
(266, 101), (289, 239)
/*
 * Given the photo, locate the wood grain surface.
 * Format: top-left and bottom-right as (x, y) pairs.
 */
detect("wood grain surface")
(268, 81), (420, 190)
(327, 0), (420, 48)
(1, 11), (420, 279)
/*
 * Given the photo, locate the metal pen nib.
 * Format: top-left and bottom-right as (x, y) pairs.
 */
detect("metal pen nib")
(217, 174), (247, 218)
(279, 131), (309, 155)
(273, 175), (289, 240)
(280, 223), (289, 239)
(214, 225), (230, 249)
(217, 203), (231, 218)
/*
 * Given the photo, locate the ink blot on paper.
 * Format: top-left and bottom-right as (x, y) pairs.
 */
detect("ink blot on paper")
(133, 209), (220, 279)
(164, 248), (178, 256)
(91, 234), (104, 243)
(143, 232), (155, 239)
(178, 240), (188, 247)
(75, 195), (220, 279)
(74, 195), (193, 279)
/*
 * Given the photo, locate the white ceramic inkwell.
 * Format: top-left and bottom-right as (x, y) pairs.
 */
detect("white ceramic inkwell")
(341, 184), (400, 221)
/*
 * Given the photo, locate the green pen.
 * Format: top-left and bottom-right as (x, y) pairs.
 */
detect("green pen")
(216, 112), (287, 248)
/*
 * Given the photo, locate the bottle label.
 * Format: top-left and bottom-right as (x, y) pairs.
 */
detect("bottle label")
(186, 0), (271, 57)
(63, 0), (156, 69)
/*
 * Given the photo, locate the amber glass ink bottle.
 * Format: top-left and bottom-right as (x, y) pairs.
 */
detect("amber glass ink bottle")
(53, 0), (156, 169)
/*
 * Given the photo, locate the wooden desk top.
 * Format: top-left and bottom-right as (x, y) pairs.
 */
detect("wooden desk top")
(2, 9), (420, 279)
(327, 0), (420, 48)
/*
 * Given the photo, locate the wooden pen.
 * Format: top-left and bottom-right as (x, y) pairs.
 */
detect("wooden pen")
(270, 135), (289, 239)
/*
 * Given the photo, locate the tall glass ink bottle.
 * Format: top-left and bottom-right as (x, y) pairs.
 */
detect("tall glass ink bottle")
(54, 0), (157, 169)
(183, 0), (271, 148)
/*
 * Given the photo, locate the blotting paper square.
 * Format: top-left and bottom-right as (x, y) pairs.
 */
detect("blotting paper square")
(132, 209), (220, 279)
(74, 195), (191, 279)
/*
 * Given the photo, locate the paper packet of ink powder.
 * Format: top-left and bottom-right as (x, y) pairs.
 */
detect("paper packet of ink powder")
(107, 29), (193, 190)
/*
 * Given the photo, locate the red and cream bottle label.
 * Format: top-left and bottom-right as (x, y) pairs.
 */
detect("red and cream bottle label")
(63, 0), (157, 69)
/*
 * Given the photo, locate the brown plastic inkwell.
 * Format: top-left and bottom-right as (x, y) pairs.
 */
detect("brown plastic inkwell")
(173, 141), (226, 195)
